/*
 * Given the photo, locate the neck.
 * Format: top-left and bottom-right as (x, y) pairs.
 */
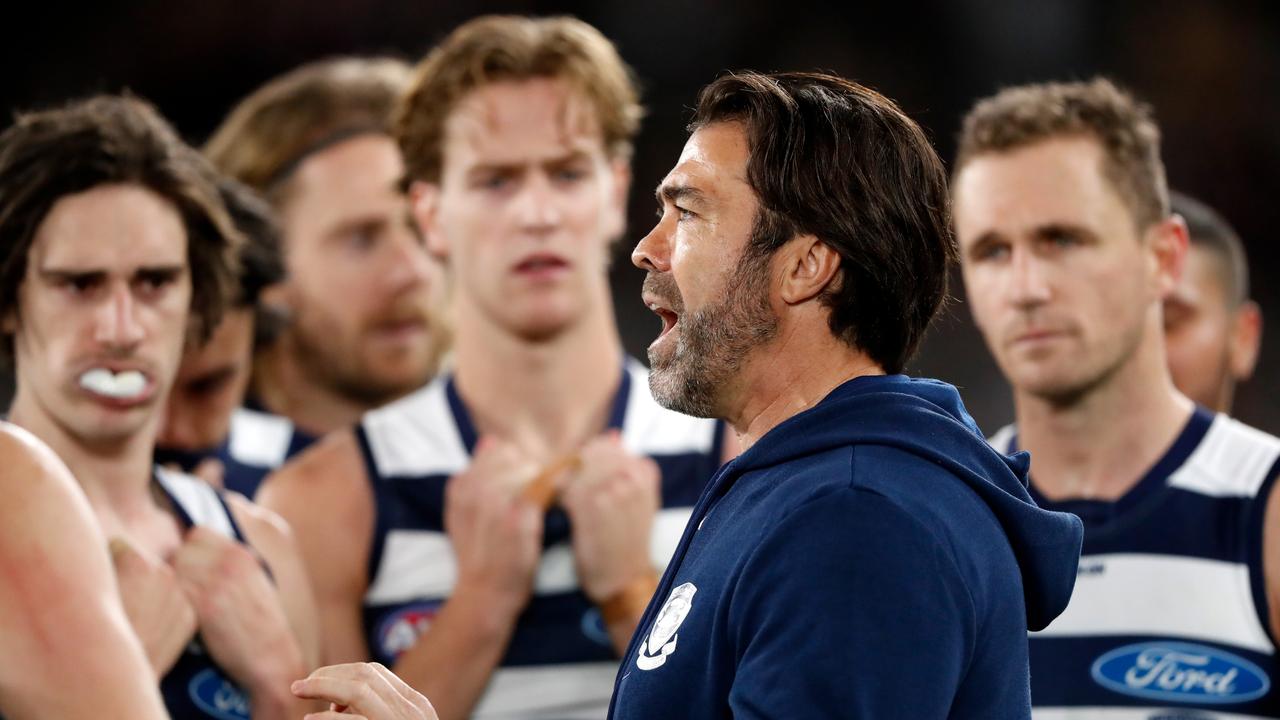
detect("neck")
(252, 335), (373, 436)
(452, 293), (623, 461)
(7, 389), (161, 528)
(725, 323), (884, 451)
(1013, 328), (1194, 501)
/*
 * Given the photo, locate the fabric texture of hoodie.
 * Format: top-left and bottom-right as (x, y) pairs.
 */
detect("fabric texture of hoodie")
(607, 374), (1083, 719)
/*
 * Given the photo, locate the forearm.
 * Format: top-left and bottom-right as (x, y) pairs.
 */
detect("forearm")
(393, 587), (523, 720)
(599, 571), (660, 656)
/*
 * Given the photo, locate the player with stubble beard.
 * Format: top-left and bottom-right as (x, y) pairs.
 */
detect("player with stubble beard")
(953, 78), (1280, 716)
(201, 57), (448, 497)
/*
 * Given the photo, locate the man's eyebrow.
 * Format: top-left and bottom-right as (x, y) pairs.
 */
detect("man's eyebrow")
(655, 184), (710, 207)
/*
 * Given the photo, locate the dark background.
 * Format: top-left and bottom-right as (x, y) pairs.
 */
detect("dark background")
(4, 0), (1277, 433)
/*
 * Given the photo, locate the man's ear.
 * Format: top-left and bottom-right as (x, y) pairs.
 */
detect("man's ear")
(1229, 300), (1263, 381)
(778, 234), (841, 306)
(1150, 214), (1189, 301)
(409, 180), (446, 259)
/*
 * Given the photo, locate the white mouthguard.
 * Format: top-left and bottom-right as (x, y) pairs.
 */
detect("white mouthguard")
(79, 368), (147, 400)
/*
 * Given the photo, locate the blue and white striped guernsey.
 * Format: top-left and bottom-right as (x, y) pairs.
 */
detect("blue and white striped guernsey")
(992, 407), (1280, 719)
(218, 404), (317, 499)
(354, 358), (725, 719)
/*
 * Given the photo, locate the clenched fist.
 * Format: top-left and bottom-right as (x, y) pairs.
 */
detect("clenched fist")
(560, 431), (661, 603)
(444, 438), (545, 617)
(110, 537), (197, 677)
(170, 527), (304, 697)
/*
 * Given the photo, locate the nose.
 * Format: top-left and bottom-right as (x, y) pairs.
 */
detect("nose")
(632, 218), (671, 272)
(513, 172), (563, 234)
(94, 283), (145, 349)
(384, 224), (439, 294)
(1008, 247), (1052, 309)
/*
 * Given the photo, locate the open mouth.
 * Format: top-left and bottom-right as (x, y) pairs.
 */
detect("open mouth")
(648, 302), (681, 342)
(78, 368), (150, 403)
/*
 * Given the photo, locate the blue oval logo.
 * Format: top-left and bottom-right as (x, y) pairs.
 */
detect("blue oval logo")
(188, 668), (250, 720)
(1091, 641), (1270, 704)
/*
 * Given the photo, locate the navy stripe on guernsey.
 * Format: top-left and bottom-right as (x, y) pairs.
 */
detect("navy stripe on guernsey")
(153, 467), (254, 720)
(216, 405), (317, 499)
(990, 408), (1280, 718)
(355, 359), (724, 719)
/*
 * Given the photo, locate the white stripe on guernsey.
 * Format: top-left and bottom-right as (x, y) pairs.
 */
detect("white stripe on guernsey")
(621, 359), (719, 457)
(226, 407), (294, 468)
(1035, 707), (1273, 719)
(472, 661), (617, 719)
(153, 467), (236, 538)
(1169, 414), (1280, 498)
(366, 508), (694, 606)
(363, 380), (470, 479)
(1034, 553), (1273, 654)
(987, 424), (1016, 454)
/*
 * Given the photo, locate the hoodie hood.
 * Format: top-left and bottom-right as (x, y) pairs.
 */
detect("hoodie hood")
(723, 374), (1083, 632)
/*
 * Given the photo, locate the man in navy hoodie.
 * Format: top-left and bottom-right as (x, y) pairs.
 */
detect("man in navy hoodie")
(607, 71), (1085, 718)
(283, 70), (1086, 720)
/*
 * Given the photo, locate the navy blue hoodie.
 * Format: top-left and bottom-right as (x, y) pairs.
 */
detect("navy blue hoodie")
(608, 374), (1083, 719)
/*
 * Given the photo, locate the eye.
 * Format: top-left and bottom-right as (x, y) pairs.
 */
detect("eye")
(969, 242), (1009, 263)
(552, 166), (588, 184)
(676, 206), (696, 222)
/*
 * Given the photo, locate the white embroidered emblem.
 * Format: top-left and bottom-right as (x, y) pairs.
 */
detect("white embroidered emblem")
(636, 582), (697, 671)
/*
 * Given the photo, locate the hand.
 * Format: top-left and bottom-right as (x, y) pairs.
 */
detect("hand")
(560, 431), (661, 602)
(170, 526), (304, 696)
(109, 537), (198, 677)
(444, 437), (545, 614)
(292, 663), (438, 720)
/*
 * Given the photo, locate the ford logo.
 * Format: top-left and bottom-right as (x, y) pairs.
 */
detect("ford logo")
(188, 668), (250, 720)
(1091, 642), (1270, 704)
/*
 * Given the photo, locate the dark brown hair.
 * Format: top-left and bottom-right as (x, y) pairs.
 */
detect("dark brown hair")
(690, 71), (954, 374)
(204, 57), (411, 201)
(394, 15), (643, 186)
(0, 94), (241, 356)
(955, 77), (1168, 230)
(1170, 190), (1250, 305)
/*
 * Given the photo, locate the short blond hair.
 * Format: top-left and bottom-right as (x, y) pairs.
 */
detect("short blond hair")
(205, 57), (412, 200)
(394, 15), (643, 186)
(956, 77), (1168, 230)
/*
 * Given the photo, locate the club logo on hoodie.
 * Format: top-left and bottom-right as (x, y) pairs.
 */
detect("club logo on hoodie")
(637, 583), (697, 671)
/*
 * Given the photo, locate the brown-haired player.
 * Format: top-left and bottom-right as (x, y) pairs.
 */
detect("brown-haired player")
(0, 95), (318, 719)
(203, 57), (447, 497)
(953, 78), (1280, 715)
(259, 15), (733, 719)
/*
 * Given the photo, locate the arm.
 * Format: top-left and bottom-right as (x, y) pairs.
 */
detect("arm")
(727, 491), (972, 719)
(169, 485), (321, 720)
(560, 431), (662, 653)
(256, 429), (373, 665)
(391, 437), (544, 720)
(0, 424), (169, 720)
